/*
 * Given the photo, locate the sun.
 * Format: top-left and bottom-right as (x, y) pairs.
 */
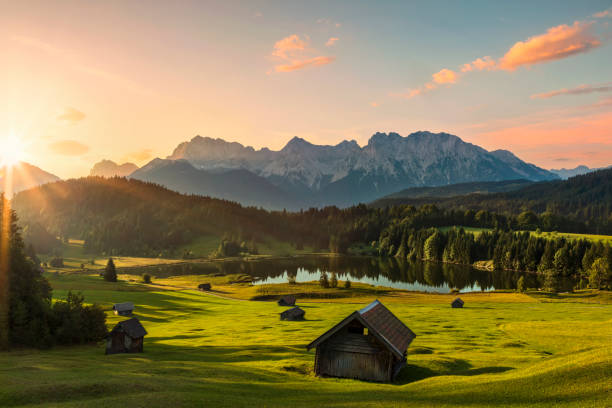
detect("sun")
(0, 134), (26, 167)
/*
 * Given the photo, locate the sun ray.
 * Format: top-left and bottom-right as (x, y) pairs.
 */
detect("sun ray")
(0, 134), (26, 168)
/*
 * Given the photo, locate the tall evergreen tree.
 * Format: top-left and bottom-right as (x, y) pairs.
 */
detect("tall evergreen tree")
(103, 258), (117, 282)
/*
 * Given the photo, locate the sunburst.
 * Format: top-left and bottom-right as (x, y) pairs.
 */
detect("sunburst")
(0, 134), (26, 168)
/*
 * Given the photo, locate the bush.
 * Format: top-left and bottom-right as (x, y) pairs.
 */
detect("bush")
(344, 280), (351, 289)
(287, 275), (296, 285)
(142, 273), (152, 284)
(517, 276), (526, 292)
(319, 272), (329, 288)
(49, 256), (64, 267)
(330, 272), (338, 288)
(51, 291), (107, 346)
(103, 258), (117, 282)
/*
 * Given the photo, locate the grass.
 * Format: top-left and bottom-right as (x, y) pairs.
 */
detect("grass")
(0, 272), (610, 407)
(530, 230), (612, 245)
(438, 226), (491, 236)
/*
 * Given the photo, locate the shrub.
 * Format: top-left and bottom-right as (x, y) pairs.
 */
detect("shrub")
(51, 291), (107, 346)
(517, 276), (526, 292)
(319, 272), (329, 288)
(330, 272), (338, 288)
(287, 275), (297, 285)
(49, 256), (64, 267)
(344, 280), (351, 289)
(142, 273), (152, 284)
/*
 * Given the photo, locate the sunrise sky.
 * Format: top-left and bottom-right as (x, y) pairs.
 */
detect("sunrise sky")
(1, 0), (611, 178)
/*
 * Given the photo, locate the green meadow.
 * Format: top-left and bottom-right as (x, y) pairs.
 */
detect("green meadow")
(1, 272), (610, 407)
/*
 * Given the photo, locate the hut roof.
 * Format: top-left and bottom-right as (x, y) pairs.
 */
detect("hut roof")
(279, 295), (296, 303)
(452, 298), (464, 306)
(306, 300), (416, 359)
(113, 302), (134, 312)
(281, 306), (305, 318)
(111, 318), (147, 338)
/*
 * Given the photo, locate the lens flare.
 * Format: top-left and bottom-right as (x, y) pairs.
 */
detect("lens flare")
(0, 134), (26, 167)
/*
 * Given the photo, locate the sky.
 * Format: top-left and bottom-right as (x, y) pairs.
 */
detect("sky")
(1, 0), (611, 178)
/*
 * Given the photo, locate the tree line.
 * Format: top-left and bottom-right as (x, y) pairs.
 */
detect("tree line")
(0, 196), (107, 349)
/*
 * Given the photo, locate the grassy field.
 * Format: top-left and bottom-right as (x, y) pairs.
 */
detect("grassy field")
(530, 230), (612, 245)
(0, 273), (610, 407)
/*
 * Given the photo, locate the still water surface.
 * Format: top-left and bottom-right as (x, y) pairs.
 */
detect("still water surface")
(144, 256), (540, 293)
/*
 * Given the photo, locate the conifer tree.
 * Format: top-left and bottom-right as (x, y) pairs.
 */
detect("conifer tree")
(103, 258), (117, 282)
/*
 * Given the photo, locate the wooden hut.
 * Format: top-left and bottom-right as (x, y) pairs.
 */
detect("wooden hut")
(306, 300), (416, 382)
(277, 295), (296, 307)
(280, 306), (305, 321)
(105, 318), (147, 355)
(113, 302), (134, 316)
(451, 298), (464, 308)
(198, 283), (212, 291)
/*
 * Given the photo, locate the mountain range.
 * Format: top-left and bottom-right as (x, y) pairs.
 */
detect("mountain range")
(90, 159), (139, 177)
(0, 162), (60, 195)
(131, 131), (558, 208)
(4, 131), (573, 209)
(549, 165), (611, 179)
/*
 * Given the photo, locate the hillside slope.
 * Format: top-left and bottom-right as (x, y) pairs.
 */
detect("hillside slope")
(372, 169), (612, 233)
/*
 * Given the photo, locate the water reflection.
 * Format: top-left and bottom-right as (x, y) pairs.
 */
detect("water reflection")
(140, 256), (545, 293)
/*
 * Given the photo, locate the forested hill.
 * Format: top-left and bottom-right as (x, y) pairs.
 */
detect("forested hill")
(12, 177), (301, 255)
(374, 179), (534, 201)
(11, 173), (610, 258)
(372, 168), (612, 234)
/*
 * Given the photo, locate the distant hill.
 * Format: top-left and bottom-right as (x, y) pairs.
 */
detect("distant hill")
(0, 162), (60, 195)
(90, 159), (139, 177)
(372, 179), (534, 207)
(374, 169), (612, 233)
(162, 131), (558, 208)
(129, 158), (300, 210)
(12, 177), (301, 256)
(549, 165), (611, 179)
(11, 171), (610, 257)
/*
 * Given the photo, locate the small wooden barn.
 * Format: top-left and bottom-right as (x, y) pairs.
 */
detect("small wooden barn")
(105, 318), (148, 355)
(278, 295), (296, 307)
(280, 306), (305, 321)
(113, 302), (134, 316)
(198, 283), (211, 291)
(451, 298), (464, 308)
(307, 300), (416, 382)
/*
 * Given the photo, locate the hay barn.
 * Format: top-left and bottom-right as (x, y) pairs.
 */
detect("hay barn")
(277, 295), (296, 306)
(307, 300), (416, 382)
(451, 298), (464, 308)
(105, 318), (147, 355)
(113, 302), (134, 316)
(280, 306), (305, 321)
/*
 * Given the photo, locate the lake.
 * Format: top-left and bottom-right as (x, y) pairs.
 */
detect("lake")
(137, 256), (543, 293)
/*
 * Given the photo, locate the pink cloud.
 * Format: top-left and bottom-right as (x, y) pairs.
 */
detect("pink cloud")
(275, 56), (335, 72)
(432, 68), (458, 84)
(325, 37), (339, 47)
(593, 9), (611, 18)
(395, 20), (604, 100)
(461, 56), (496, 72)
(271, 34), (335, 73)
(498, 21), (601, 71)
(531, 83), (612, 99)
(49, 140), (89, 156)
(272, 34), (307, 59)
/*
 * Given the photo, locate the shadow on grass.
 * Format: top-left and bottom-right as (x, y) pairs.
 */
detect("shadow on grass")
(395, 358), (513, 385)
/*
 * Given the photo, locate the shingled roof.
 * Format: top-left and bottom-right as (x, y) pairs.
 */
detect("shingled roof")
(307, 300), (416, 359)
(111, 318), (148, 338)
(113, 302), (134, 312)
